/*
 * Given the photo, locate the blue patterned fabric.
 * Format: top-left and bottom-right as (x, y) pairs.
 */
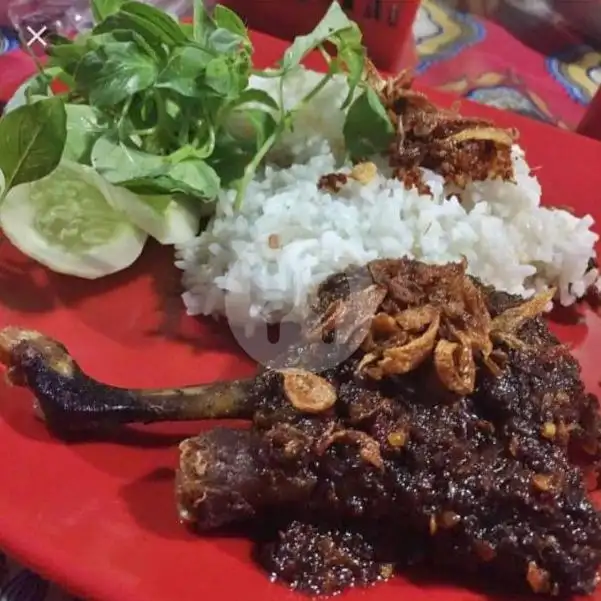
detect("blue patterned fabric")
(0, 26), (19, 54)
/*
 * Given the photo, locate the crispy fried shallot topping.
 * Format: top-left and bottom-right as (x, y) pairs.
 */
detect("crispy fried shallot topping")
(302, 259), (553, 396)
(362, 59), (518, 189)
(280, 369), (337, 414)
(349, 162), (378, 184)
(318, 62), (518, 195)
(526, 561), (552, 594)
(318, 172), (348, 194)
(306, 284), (388, 346)
(308, 258), (553, 396)
(316, 429), (384, 470)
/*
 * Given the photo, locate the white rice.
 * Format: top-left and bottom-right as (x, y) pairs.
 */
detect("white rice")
(176, 67), (599, 325)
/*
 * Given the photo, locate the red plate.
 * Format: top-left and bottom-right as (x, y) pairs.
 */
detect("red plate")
(1, 30), (601, 601)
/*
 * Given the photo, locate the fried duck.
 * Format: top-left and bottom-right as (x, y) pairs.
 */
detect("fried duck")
(1, 258), (601, 597)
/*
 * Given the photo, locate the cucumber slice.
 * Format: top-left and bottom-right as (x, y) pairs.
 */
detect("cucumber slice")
(0, 161), (148, 279)
(4, 81), (200, 245)
(5, 90), (100, 164)
(103, 189), (202, 245)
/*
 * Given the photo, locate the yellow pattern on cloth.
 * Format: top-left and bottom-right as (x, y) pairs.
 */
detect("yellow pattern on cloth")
(547, 46), (601, 105)
(414, 0), (600, 127)
(414, 0), (484, 69)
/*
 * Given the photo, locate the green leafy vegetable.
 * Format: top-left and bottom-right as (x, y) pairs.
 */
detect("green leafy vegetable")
(212, 4), (247, 38)
(75, 39), (158, 107)
(113, 1), (187, 45)
(63, 104), (101, 163)
(2, 0), (393, 215)
(0, 98), (66, 201)
(163, 158), (220, 198)
(155, 45), (213, 96)
(280, 1), (356, 70)
(91, 0), (125, 23)
(91, 136), (166, 182)
(207, 27), (246, 53)
(192, 0), (214, 44)
(344, 87), (395, 159)
(5, 93), (100, 164)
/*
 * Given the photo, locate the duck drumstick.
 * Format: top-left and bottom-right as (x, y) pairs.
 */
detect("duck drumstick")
(0, 327), (255, 434)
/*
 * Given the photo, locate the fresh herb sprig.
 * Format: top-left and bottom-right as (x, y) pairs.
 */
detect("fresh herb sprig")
(0, 0), (395, 206)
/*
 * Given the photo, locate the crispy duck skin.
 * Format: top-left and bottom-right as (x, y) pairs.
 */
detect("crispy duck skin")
(0, 327), (254, 433)
(0, 261), (597, 466)
(2, 258), (601, 597)
(178, 373), (601, 596)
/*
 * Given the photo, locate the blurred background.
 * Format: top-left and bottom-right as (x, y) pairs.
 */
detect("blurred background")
(0, 0), (599, 130)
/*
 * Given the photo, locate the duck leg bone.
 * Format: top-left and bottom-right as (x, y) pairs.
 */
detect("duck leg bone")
(0, 327), (254, 434)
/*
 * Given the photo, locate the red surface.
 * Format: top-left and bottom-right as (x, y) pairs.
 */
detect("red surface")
(415, 9), (590, 131)
(578, 87), (601, 140)
(2, 29), (601, 601)
(222, 0), (420, 72)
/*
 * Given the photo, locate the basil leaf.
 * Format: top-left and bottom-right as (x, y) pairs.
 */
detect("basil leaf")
(280, 2), (357, 70)
(0, 97), (67, 198)
(91, 0), (125, 23)
(90, 27), (166, 64)
(64, 104), (101, 163)
(332, 27), (365, 108)
(224, 107), (277, 149)
(127, 94), (159, 131)
(27, 66), (63, 95)
(3, 92), (97, 164)
(2, 68), (60, 114)
(204, 55), (249, 97)
(95, 1), (187, 48)
(243, 109), (277, 147)
(75, 41), (158, 107)
(212, 5), (248, 38)
(91, 136), (166, 182)
(192, 0), (215, 44)
(207, 144), (251, 188)
(121, 158), (220, 200)
(208, 27), (245, 54)
(166, 158), (220, 198)
(47, 36), (89, 75)
(343, 87), (394, 159)
(156, 45), (214, 97)
(225, 88), (279, 112)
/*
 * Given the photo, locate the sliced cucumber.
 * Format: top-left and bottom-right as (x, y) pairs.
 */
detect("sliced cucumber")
(103, 189), (202, 245)
(0, 161), (148, 279)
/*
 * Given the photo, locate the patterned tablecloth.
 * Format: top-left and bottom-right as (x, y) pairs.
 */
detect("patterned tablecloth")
(0, 1), (600, 599)
(412, 0), (600, 128)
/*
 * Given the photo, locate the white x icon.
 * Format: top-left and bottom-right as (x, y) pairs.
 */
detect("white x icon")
(26, 25), (48, 48)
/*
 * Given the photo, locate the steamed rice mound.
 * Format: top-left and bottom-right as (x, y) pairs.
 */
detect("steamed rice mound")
(176, 68), (598, 325)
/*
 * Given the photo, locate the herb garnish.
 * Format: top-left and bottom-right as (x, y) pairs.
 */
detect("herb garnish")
(0, 0), (394, 207)
(0, 97), (66, 202)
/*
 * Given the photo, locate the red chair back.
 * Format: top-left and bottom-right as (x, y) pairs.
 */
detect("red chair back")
(577, 86), (601, 142)
(221, 0), (420, 73)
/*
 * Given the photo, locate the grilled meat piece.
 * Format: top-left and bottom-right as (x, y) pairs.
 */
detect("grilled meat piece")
(2, 258), (601, 597)
(0, 327), (255, 434)
(256, 520), (395, 596)
(178, 372), (601, 596)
